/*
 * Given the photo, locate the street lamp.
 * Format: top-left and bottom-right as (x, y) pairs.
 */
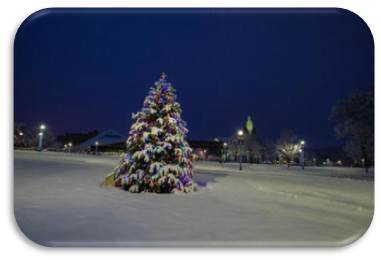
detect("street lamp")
(299, 140), (305, 170)
(19, 132), (23, 136)
(37, 124), (46, 151)
(95, 141), (99, 155)
(38, 132), (43, 151)
(203, 149), (207, 161)
(223, 142), (228, 163)
(68, 142), (72, 152)
(237, 129), (244, 171)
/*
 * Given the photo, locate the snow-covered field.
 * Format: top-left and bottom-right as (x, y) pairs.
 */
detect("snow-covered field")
(14, 150), (374, 247)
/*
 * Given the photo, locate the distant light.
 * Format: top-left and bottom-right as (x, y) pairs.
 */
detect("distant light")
(95, 141), (99, 146)
(237, 129), (244, 137)
(19, 132), (23, 136)
(64, 144), (68, 148)
(40, 124), (46, 130)
(68, 142), (72, 147)
(300, 140), (305, 145)
(299, 149), (302, 153)
(223, 142), (228, 147)
(204, 149), (207, 153)
(38, 132), (43, 136)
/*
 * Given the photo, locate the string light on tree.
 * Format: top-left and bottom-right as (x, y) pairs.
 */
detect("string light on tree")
(104, 73), (197, 193)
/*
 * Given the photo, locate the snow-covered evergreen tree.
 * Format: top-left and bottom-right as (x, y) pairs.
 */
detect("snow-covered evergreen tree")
(106, 73), (197, 193)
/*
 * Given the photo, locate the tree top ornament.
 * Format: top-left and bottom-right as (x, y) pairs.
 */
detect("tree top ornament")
(160, 72), (167, 81)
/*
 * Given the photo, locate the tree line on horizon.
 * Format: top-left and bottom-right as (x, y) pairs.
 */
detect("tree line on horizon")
(14, 90), (374, 170)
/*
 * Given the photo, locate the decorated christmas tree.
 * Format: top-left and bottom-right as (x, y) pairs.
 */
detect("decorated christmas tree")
(104, 73), (197, 193)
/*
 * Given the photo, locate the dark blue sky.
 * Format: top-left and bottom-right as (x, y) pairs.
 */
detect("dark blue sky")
(14, 8), (374, 148)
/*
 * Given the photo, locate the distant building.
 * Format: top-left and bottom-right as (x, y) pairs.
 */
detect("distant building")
(188, 140), (223, 161)
(57, 130), (99, 146)
(76, 129), (126, 152)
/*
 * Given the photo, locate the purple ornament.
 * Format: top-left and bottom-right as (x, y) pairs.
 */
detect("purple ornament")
(124, 175), (129, 183)
(179, 174), (190, 185)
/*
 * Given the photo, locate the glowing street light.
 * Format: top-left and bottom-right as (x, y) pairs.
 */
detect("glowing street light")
(95, 141), (99, 155)
(68, 142), (72, 152)
(37, 124), (46, 151)
(361, 158), (365, 168)
(237, 129), (244, 171)
(299, 139), (306, 170)
(37, 132), (44, 151)
(19, 132), (23, 136)
(223, 142), (228, 163)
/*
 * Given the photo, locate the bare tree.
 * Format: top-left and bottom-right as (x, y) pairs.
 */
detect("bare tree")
(276, 130), (298, 167)
(243, 134), (261, 163)
(227, 135), (239, 161)
(331, 91), (374, 172)
(262, 138), (276, 162)
(14, 122), (27, 147)
(14, 123), (58, 149)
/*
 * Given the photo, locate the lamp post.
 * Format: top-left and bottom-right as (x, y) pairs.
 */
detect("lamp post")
(223, 142), (228, 163)
(68, 142), (72, 153)
(237, 129), (244, 171)
(95, 141), (99, 155)
(17, 132), (24, 147)
(203, 149), (207, 161)
(299, 140), (305, 169)
(37, 124), (46, 151)
(38, 132), (43, 150)
(361, 158), (365, 168)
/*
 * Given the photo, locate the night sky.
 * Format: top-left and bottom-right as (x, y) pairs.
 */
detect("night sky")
(14, 8), (374, 148)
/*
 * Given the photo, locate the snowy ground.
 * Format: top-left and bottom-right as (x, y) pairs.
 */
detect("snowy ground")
(14, 150), (374, 247)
